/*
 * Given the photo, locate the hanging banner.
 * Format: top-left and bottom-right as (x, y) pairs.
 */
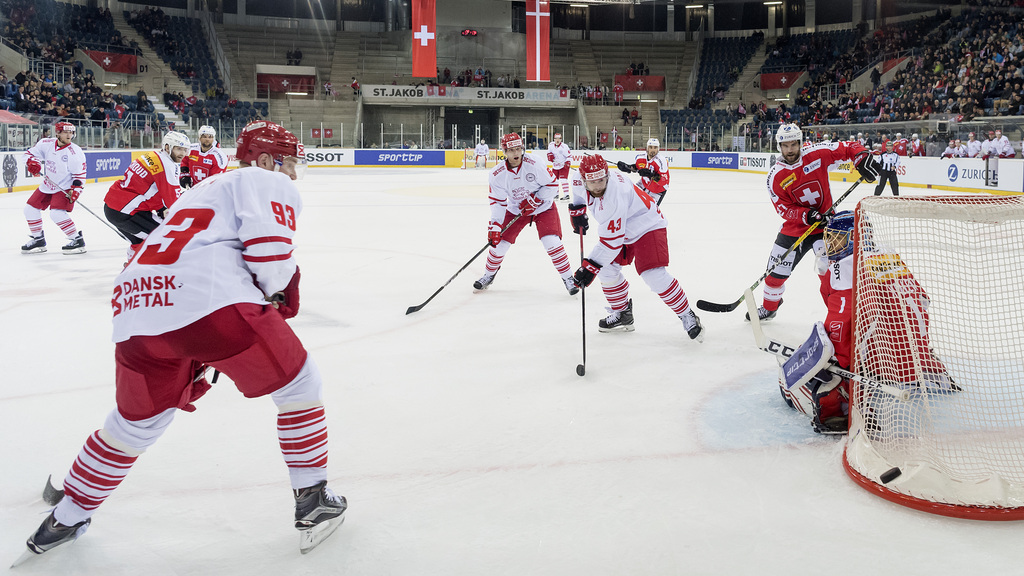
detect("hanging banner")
(613, 75), (666, 92)
(412, 0), (437, 78)
(526, 0), (550, 82)
(256, 73), (316, 94)
(84, 50), (138, 74)
(760, 70), (803, 90)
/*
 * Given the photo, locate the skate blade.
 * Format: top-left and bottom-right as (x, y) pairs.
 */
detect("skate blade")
(10, 548), (38, 568)
(597, 324), (635, 333)
(21, 248), (47, 255)
(61, 248), (86, 255)
(298, 515), (345, 554)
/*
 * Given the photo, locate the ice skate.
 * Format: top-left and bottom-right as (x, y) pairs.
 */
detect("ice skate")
(598, 299), (634, 332)
(61, 232), (86, 255)
(294, 480), (347, 554)
(21, 235), (46, 254)
(745, 299), (780, 322)
(473, 271), (497, 290)
(12, 511), (91, 566)
(563, 276), (580, 296)
(681, 309), (704, 342)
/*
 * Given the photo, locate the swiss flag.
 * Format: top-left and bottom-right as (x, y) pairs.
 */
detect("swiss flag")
(760, 70), (802, 90)
(559, 88), (567, 97)
(526, 0), (550, 82)
(312, 128), (322, 138)
(412, 0), (436, 78)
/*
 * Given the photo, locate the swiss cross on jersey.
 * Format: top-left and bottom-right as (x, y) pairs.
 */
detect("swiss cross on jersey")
(768, 141), (865, 237)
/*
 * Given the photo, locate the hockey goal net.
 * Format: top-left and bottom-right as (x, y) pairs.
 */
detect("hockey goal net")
(461, 148), (498, 170)
(844, 195), (1024, 519)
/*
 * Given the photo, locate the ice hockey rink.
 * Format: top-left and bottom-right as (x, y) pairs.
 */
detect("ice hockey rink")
(1, 166), (1021, 575)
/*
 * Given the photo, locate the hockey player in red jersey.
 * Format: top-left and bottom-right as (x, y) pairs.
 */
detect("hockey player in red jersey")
(179, 124), (228, 188)
(19, 121), (88, 254)
(473, 132), (579, 295)
(616, 138), (670, 206)
(747, 122), (880, 322)
(18, 121), (345, 560)
(568, 154), (703, 340)
(103, 131), (190, 262)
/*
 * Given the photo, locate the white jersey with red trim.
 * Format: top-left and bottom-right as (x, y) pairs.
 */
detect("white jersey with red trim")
(487, 155), (557, 221)
(181, 143), (228, 184)
(570, 169), (666, 266)
(475, 143), (489, 158)
(111, 168), (301, 343)
(993, 135), (1014, 157)
(633, 152), (669, 195)
(966, 139), (982, 158)
(25, 138), (87, 194)
(105, 150), (182, 214)
(547, 141), (571, 170)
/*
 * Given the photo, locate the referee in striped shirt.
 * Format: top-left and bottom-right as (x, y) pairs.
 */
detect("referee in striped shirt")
(874, 140), (900, 196)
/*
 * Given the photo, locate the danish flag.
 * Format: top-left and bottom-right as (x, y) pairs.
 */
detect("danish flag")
(526, 0), (550, 82)
(412, 0), (436, 78)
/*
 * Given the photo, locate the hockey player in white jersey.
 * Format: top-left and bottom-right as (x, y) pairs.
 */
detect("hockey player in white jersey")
(474, 132), (578, 295)
(546, 132), (572, 200)
(965, 132), (982, 158)
(568, 154), (703, 340)
(17, 121), (346, 562)
(20, 121), (87, 254)
(474, 139), (489, 168)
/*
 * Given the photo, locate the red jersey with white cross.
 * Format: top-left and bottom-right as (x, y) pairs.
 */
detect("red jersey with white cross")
(180, 143), (228, 184)
(111, 168), (300, 342)
(767, 141), (866, 237)
(104, 150), (182, 215)
(633, 152), (669, 196)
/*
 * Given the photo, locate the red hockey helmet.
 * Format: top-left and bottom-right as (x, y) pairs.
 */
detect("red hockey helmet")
(54, 121), (76, 138)
(578, 154), (608, 182)
(235, 121), (302, 164)
(501, 132), (524, 151)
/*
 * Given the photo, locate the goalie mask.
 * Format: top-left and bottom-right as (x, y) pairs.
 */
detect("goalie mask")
(824, 211), (855, 261)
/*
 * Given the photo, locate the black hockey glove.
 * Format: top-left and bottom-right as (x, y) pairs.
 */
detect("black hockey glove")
(179, 174), (193, 189)
(572, 258), (602, 288)
(802, 209), (828, 226)
(854, 152), (880, 183)
(568, 203), (589, 235)
(616, 161), (635, 173)
(637, 168), (662, 182)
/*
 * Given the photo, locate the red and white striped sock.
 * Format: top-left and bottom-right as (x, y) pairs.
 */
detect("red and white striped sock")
(54, 217), (78, 239)
(546, 244), (572, 277)
(26, 218), (43, 237)
(278, 406), (328, 489)
(602, 279), (630, 311)
(484, 249), (505, 275)
(58, 431), (138, 524)
(658, 279), (691, 316)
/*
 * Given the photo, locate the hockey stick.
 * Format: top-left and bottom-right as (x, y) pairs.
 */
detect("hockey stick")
(696, 176), (865, 313)
(743, 289), (910, 401)
(405, 214), (524, 315)
(77, 200), (130, 241)
(576, 233), (587, 377)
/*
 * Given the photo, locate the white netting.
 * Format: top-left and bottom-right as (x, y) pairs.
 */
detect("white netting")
(845, 195), (1024, 516)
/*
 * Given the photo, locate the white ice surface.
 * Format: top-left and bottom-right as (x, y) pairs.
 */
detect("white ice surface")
(1, 168), (1021, 575)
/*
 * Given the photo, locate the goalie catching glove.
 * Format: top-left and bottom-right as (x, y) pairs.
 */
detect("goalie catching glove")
(568, 204), (588, 235)
(267, 267), (301, 319)
(64, 179), (84, 203)
(854, 152), (880, 183)
(572, 258), (602, 288)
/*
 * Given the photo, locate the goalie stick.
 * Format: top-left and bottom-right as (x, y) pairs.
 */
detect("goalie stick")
(406, 213), (524, 315)
(696, 176), (865, 313)
(743, 289), (910, 401)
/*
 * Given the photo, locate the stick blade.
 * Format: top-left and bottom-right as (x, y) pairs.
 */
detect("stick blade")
(405, 305), (423, 315)
(696, 299), (741, 313)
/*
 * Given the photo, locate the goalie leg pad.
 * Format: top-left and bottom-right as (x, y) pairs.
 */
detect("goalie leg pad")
(780, 322), (835, 392)
(811, 374), (850, 434)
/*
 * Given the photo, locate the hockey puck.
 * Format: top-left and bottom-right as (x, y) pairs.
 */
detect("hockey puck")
(880, 467), (902, 484)
(576, 364), (586, 377)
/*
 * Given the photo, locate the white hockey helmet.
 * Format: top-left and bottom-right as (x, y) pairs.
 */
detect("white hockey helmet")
(912, 133), (919, 139)
(646, 138), (660, 148)
(857, 132), (863, 138)
(895, 132), (902, 139)
(198, 125), (216, 138)
(480, 139), (485, 145)
(775, 123), (803, 150)
(163, 131), (191, 152)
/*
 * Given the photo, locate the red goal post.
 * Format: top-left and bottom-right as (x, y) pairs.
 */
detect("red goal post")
(844, 195), (1024, 520)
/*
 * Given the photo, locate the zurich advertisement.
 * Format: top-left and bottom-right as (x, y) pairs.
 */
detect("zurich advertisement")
(692, 152), (738, 169)
(86, 151), (132, 179)
(355, 150), (445, 166)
